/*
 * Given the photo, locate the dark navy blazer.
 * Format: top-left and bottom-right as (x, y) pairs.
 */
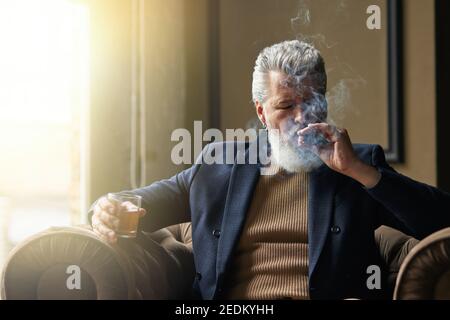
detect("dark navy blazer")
(134, 135), (450, 300)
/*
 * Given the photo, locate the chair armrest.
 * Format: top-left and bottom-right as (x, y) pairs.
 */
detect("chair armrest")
(394, 227), (450, 299)
(1, 224), (195, 300)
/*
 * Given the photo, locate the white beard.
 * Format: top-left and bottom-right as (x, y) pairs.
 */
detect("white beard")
(268, 127), (323, 173)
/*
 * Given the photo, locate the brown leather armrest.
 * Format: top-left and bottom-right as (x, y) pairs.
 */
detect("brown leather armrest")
(1, 226), (132, 299)
(1, 224), (195, 300)
(394, 227), (450, 300)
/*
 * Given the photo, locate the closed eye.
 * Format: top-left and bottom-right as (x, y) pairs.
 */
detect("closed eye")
(277, 104), (294, 110)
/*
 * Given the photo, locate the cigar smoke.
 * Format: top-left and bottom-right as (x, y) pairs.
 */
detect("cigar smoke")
(282, 0), (367, 142)
(247, 0), (367, 173)
(290, 0), (367, 127)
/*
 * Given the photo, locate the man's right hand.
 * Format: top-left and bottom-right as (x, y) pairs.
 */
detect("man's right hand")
(91, 196), (120, 244)
(91, 195), (147, 244)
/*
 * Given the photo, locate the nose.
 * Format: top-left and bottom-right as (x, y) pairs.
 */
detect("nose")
(292, 96), (305, 124)
(293, 104), (303, 124)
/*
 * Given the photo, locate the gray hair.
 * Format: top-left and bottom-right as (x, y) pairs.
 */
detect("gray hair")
(252, 40), (327, 105)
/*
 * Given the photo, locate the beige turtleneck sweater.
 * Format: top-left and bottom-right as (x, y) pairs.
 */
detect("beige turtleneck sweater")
(225, 165), (310, 299)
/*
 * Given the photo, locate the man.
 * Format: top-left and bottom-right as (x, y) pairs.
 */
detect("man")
(91, 40), (450, 299)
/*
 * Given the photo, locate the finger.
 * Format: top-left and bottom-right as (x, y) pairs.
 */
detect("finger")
(93, 228), (109, 242)
(92, 214), (116, 239)
(298, 123), (331, 136)
(91, 211), (101, 230)
(92, 213), (105, 234)
(120, 201), (146, 218)
(93, 228), (117, 244)
(108, 233), (117, 244)
(139, 208), (147, 217)
(98, 210), (119, 230)
(98, 196), (118, 216)
(337, 127), (349, 138)
(93, 213), (118, 244)
(121, 201), (139, 212)
(298, 123), (340, 142)
(298, 128), (330, 147)
(94, 202), (118, 226)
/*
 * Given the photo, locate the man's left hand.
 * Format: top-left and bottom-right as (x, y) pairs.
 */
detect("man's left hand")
(298, 123), (382, 188)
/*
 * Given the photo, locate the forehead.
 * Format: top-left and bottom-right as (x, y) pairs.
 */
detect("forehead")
(267, 71), (314, 99)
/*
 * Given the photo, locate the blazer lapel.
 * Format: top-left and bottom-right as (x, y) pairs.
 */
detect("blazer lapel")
(308, 165), (339, 278)
(215, 148), (260, 279)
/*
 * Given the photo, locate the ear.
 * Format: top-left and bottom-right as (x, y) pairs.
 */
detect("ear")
(255, 101), (266, 127)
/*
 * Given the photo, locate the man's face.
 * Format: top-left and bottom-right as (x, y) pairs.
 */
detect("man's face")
(255, 70), (327, 172)
(256, 70), (326, 144)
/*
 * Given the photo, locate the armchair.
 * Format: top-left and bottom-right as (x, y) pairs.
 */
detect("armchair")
(2, 223), (450, 300)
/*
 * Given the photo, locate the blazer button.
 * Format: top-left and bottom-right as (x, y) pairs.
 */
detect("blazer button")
(212, 229), (221, 238)
(330, 226), (341, 234)
(196, 272), (202, 281)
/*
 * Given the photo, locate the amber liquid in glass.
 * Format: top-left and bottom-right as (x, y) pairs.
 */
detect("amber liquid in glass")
(117, 210), (140, 238)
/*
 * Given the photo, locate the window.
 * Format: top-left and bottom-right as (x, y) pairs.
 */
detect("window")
(0, 0), (89, 264)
